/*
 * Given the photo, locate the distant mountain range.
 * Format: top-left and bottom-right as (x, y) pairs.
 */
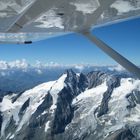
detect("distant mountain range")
(0, 60), (134, 94)
(0, 69), (140, 140)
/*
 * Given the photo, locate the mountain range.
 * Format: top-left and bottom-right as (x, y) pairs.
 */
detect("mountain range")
(0, 69), (140, 140)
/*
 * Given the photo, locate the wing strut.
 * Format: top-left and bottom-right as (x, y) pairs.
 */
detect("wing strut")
(81, 31), (140, 79)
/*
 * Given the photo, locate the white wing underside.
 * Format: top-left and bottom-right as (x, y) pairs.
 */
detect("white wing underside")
(1, 0), (140, 78)
(0, 0), (140, 43)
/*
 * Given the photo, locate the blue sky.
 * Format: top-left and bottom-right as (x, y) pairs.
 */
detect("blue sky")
(0, 17), (140, 65)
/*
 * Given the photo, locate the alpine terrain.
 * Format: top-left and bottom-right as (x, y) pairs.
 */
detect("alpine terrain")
(0, 69), (140, 140)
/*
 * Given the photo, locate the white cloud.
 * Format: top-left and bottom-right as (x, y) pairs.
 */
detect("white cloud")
(35, 69), (43, 75)
(0, 59), (30, 70)
(108, 64), (125, 72)
(1, 71), (6, 76)
(74, 64), (85, 72)
(35, 9), (64, 29)
(9, 59), (29, 69)
(0, 61), (9, 70)
(71, 0), (100, 14)
(0, 60), (130, 73)
(111, 0), (140, 15)
(0, 60), (67, 73)
(35, 60), (44, 68)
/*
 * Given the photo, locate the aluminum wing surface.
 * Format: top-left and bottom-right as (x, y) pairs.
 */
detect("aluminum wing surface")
(0, 0), (140, 43)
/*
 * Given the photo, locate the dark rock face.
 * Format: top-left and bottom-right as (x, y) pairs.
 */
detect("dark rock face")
(129, 124), (140, 139)
(107, 129), (136, 140)
(65, 69), (88, 95)
(29, 92), (53, 128)
(52, 87), (74, 134)
(5, 116), (17, 137)
(0, 96), (3, 103)
(126, 90), (140, 109)
(19, 98), (30, 117)
(0, 111), (2, 132)
(97, 76), (120, 117)
(33, 92), (53, 118)
(12, 91), (25, 103)
(87, 71), (106, 89)
(78, 73), (88, 92)
(115, 129), (136, 140)
(52, 70), (88, 135)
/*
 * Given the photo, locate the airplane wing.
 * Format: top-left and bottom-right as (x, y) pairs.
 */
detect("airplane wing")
(0, 0), (140, 79)
(0, 0), (140, 43)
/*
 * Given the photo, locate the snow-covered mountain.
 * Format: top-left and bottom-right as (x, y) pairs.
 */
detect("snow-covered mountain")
(0, 69), (140, 140)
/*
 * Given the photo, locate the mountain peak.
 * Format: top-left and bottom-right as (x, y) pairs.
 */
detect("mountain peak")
(65, 69), (76, 76)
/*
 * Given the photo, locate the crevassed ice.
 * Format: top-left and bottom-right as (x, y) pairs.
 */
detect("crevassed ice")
(72, 82), (107, 105)
(68, 82), (108, 137)
(105, 78), (140, 134)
